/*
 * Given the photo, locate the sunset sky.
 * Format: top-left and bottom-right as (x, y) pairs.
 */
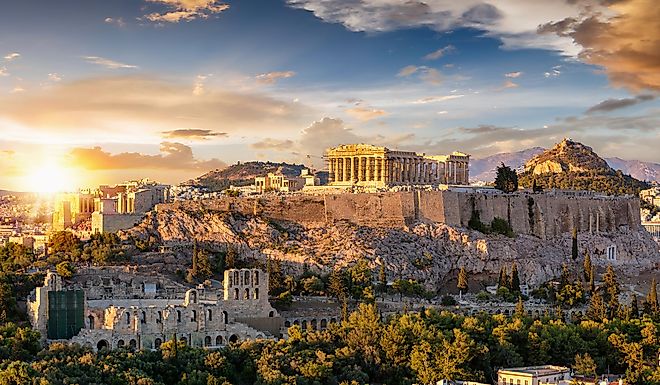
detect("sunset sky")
(0, 0), (658, 191)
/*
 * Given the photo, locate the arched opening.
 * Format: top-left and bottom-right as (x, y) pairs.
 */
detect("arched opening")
(191, 291), (197, 303)
(268, 310), (274, 318)
(208, 309), (213, 322)
(191, 310), (197, 322)
(117, 340), (125, 348)
(215, 335), (223, 345)
(157, 311), (162, 324)
(97, 340), (109, 351)
(320, 319), (327, 329)
(253, 271), (259, 285)
(223, 310), (228, 324)
(284, 320), (291, 328)
(141, 311), (147, 324)
(310, 319), (317, 330)
(244, 288), (250, 300)
(229, 334), (238, 344)
(129, 339), (137, 350)
(254, 288), (259, 300)
(301, 320), (307, 331)
(88, 315), (95, 329)
(126, 312), (131, 325)
(233, 271), (239, 285)
(329, 318), (337, 324)
(234, 288), (239, 300)
(293, 320), (300, 326)
(177, 310), (182, 323)
(205, 336), (212, 347)
(154, 338), (162, 349)
(244, 271), (250, 285)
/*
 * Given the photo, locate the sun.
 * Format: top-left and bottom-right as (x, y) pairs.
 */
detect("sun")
(23, 163), (78, 194)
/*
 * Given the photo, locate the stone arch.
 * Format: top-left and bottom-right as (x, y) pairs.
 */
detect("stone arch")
(216, 335), (223, 345)
(88, 315), (95, 329)
(129, 339), (137, 349)
(229, 334), (238, 344)
(293, 320), (300, 326)
(244, 270), (250, 285)
(141, 311), (147, 324)
(301, 320), (307, 331)
(97, 340), (109, 351)
(253, 271), (259, 285)
(244, 288), (250, 300)
(177, 310), (182, 322)
(254, 288), (259, 300)
(268, 310), (274, 317)
(192, 310), (197, 322)
(320, 319), (327, 329)
(234, 288), (239, 300)
(310, 319), (317, 330)
(117, 339), (125, 348)
(205, 336), (212, 347)
(208, 309), (213, 322)
(284, 320), (291, 328)
(233, 271), (239, 285)
(126, 312), (131, 325)
(223, 310), (228, 324)
(154, 338), (162, 349)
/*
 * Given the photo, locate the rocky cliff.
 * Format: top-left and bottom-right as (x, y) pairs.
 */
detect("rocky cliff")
(122, 192), (659, 291)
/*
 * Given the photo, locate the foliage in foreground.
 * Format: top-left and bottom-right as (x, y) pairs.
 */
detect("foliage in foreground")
(0, 304), (659, 385)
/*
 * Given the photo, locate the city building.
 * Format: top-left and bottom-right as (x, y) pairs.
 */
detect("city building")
(497, 365), (571, 385)
(28, 268), (287, 351)
(325, 144), (469, 188)
(640, 187), (660, 207)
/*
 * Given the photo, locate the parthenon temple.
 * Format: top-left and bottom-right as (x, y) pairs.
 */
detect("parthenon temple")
(326, 144), (469, 187)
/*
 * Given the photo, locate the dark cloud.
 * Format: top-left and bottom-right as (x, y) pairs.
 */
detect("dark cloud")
(586, 94), (655, 114)
(161, 129), (228, 140)
(66, 142), (226, 170)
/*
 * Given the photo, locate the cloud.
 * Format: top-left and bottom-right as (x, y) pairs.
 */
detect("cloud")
(544, 65), (561, 78)
(84, 56), (138, 69)
(0, 75), (309, 139)
(11, 86), (24, 93)
(251, 138), (295, 151)
(66, 142), (226, 171)
(585, 94), (656, 114)
(538, 0), (659, 91)
(397, 65), (442, 85)
(161, 129), (228, 140)
(144, 0), (229, 23)
(255, 71), (296, 85)
(424, 45), (454, 60)
(104, 17), (126, 27)
(411, 95), (464, 104)
(505, 71), (522, 78)
(0, 67), (8, 77)
(3, 53), (20, 61)
(345, 106), (388, 121)
(48, 73), (62, 82)
(498, 80), (519, 90)
(193, 74), (210, 96)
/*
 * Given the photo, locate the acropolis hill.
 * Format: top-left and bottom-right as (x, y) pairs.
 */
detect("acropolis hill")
(124, 189), (659, 289)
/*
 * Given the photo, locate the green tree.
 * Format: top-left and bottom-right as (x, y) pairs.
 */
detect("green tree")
(498, 266), (508, 289)
(55, 261), (75, 279)
(47, 231), (82, 262)
(457, 267), (468, 297)
(574, 353), (597, 377)
(515, 296), (525, 317)
(192, 248), (213, 281)
(602, 266), (620, 318)
(630, 294), (639, 318)
(494, 163), (519, 193)
(378, 264), (387, 296)
(588, 291), (607, 320)
(510, 262), (520, 293)
(589, 266), (595, 294)
(583, 251), (592, 283)
(329, 269), (348, 300)
(646, 278), (658, 315)
(571, 228), (579, 262)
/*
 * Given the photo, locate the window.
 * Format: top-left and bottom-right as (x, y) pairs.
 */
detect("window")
(192, 310), (197, 322)
(233, 271), (239, 285)
(208, 309), (213, 321)
(223, 311), (228, 324)
(141, 311), (146, 324)
(253, 271), (259, 285)
(254, 288), (259, 300)
(157, 311), (162, 324)
(234, 288), (239, 300)
(607, 245), (617, 261)
(126, 312), (130, 325)
(244, 288), (250, 300)
(177, 310), (182, 323)
(244, 271), (250, 285)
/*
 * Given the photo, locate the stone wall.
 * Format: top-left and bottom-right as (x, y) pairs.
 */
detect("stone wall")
(155, 190), (640, 239)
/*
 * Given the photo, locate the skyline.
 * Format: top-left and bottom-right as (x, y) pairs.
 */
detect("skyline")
(0, 0), (658, 191)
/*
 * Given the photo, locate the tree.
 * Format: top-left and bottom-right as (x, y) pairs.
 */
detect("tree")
(646, 278), (658, 315)
(602, 265), (620, 318)
(329, 269), (348, 300)
(498, 266), (508, 289)
(510, 262), (520, 293)
(515, 296), (525, 317)
(192, 249), (213, 281)
(56, 261), (75, 279)
(574, 353), (597, 378)
(225, 246), (237, 269)
(588, 291), (607, 320)
(378, 264), (387, 296)
(494, 163), (518, 193)
(589, 266), (595, 294)
(583, 251), (592, 283)
(571, 228), (579, 262)
(630, 294), (639, 318)
(457, 267), (468, 298)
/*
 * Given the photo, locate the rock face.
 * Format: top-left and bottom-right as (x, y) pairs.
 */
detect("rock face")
(122, 192), (659, 290)
(525, 138), (611, 175)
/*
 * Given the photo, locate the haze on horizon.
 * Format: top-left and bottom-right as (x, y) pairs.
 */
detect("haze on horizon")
(0, 0), (658, 192)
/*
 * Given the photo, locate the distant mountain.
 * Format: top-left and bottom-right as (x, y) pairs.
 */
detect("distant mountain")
(604, 157), (660, 183)
(186, 161), (311, 191)
(518, 138), (648, 195)
(470, 147), (545, 183)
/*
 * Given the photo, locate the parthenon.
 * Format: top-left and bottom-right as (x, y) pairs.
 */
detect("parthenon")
(326, 144), (469, 187)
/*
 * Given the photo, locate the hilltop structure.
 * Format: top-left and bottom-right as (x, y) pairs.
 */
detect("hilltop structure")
(325, 144), (470, 188)
(28, 267), (284, 351)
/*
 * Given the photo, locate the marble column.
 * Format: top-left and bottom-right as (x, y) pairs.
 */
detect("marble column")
(366, 157), (372, 182)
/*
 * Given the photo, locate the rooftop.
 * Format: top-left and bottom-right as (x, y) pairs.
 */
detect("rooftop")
(498, 365), (570, 376)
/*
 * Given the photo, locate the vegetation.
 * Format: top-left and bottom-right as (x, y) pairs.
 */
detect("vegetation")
(494, 163), (519, 193)
(519, 169), (648, 196)
(468, 210), (514, 238)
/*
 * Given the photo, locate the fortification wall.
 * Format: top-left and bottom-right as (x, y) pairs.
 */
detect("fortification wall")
(156, 191), (641, 239)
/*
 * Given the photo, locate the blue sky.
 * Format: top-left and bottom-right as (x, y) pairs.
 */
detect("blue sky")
(0, 0), (657, 190)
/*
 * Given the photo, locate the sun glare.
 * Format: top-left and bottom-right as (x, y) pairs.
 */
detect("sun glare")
(23, 163), (78, 194)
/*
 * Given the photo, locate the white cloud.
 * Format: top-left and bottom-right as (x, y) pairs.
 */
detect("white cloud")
(3, 53), (20, 61)
(505, 71), (522, 78)
(544, 65), (562, 78)
(255, 71), (296, 84)
(193, 74), (211, 96)
(144, 0), (229, 23)
(48, 73), (62, 82)
(0, 67), (8, 77)
(397, 65), (442, 85)
(11, 86), (25, 93)
(84, 56), (138, 69)
(411, 95), (464, 104)
(104, 17), (126, 27)
(345, 106), (388, 121)
(424, 45), (454, 60)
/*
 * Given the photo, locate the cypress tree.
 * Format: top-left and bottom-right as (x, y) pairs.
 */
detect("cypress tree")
(498, 266), (508, 289)
(647, 278), (658, 314)
(510, 262), (520, 293)
(589, 266), (595, 294)
(630, 294), (639, 318)
(571, 228), (578, 261)
(602, 266), (620, 318)
(457, 266), (468, 294)
(515, 296), (525, 317)
(583, 251), (592, 282)
(588, 291), (606, 320)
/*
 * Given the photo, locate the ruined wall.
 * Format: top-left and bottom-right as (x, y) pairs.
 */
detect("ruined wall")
(155, 191), (641, 239)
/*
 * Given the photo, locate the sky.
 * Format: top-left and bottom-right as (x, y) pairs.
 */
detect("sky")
(0, 0), (658, 191)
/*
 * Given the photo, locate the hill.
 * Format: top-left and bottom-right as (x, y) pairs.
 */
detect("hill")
(470, 147), (545, 183)
(605, 157), (660, 183)
(518, 138), (648, 195)
(186, 161), (309, 191)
